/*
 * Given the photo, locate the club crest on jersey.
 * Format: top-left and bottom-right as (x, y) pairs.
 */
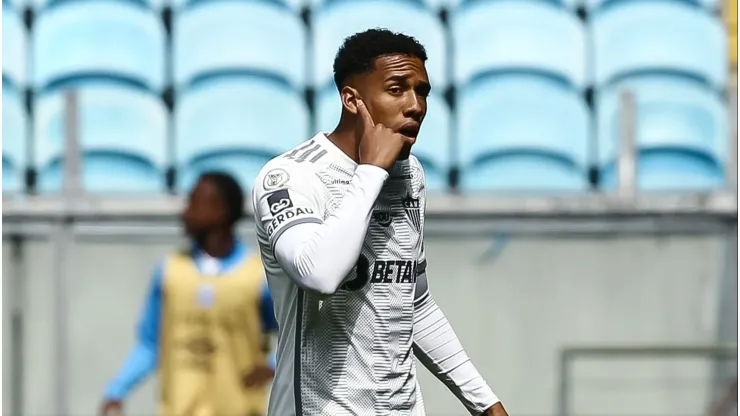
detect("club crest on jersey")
(267, 189), (293, 215)
(263, 168), (290, 191)
(402, 194), (421, 231)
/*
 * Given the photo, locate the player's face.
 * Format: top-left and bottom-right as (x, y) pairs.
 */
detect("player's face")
(182, 178), (228, 238)
(358, 54), (431, 140)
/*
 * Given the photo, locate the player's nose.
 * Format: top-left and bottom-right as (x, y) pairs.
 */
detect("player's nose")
(403, 94), (424, 121)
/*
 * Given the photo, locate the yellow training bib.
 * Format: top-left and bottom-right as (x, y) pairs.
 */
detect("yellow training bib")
(158, 251), (269, 416)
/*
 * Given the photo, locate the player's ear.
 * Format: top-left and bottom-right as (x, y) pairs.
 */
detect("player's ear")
(340, 86), (360, 115)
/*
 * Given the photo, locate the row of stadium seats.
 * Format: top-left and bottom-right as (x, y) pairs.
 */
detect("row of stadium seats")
(3, 0), (726, 11)
(3, 73), (729, 193)
(2, 0), (731, 193)
(3, 0), (729, 92)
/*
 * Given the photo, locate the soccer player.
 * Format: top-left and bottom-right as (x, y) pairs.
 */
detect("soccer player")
(252, 29), (508, 416)
(100, 172), (278, 416)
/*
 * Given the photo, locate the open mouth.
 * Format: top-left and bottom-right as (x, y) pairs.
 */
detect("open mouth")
(398, 123), (420, 138)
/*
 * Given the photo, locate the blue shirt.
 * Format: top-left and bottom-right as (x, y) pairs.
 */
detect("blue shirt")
(104, 241), (278, 400)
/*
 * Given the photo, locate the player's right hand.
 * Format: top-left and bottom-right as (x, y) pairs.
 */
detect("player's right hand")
(99, 399), (123, 416)
(356, 99), (415, 170)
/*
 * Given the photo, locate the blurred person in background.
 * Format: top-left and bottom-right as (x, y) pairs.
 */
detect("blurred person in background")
(99, 171), (278, 416)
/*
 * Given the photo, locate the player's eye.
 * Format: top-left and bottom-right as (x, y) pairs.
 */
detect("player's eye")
(388, 86), (403, 95)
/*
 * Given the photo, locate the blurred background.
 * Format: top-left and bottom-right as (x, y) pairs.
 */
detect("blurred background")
(1, 0), (738, 414)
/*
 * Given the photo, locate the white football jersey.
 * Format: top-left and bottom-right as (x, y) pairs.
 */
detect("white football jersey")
(253, 133), (428, 416)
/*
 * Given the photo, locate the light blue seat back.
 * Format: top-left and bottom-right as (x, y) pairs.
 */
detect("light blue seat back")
(175, 76), (309, 191)
(3, 5), (28, 88)
(174, 1), (306, 89)
(34, 83), (167, 192)
(458, 75), (590, 191)
(425, 0), (462, 12)
(597, 76), (726, 190)
(451, 0), (587, 89)
(178, 153), (278, 192)
(3, 86), (28, 192)
(584, 0), (722, 13)
(600, 151), (725, 190)
(168, 0), (291, 9)
(148, 0), (169, 10)
(312, 0), (447, 90)
(33, 1), (166, 91)
(591, 1), (726, 88)
(315, 84), (342, 134)
(29, 0), (150, 8)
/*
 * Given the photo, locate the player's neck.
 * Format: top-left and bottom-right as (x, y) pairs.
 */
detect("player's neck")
(327, 124), (360, 163)
(195, 230), (236, 259)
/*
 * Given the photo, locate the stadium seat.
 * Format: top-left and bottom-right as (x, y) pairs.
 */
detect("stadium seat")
(457, 75), (590, 191)
(148, 0), (169, 10)
(597, 76), (727, 190)
(173, 1), (306, 89)
(451, 0), (587, 90)
(168, 0), (293, 9)
(175, 76), (309, 191)
(312, 0), (447, 90)
(591, 1), (726, 89)
(34, 82), (168, 192)
(3, 86), (28, 193)
(315, 86), (451, 191)
(583, 0), (721, 13)
(20, 0), (46, 9)
(33, 1), (166, 91)
(3, 4), (28, 88)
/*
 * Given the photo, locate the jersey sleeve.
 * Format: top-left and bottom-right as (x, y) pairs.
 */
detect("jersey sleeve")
(411, 159), (500, 414)
(253, 162), (325, 248)
(256, 160), (389, 295)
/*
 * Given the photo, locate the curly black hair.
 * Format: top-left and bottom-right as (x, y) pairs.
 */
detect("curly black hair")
(199, 171), (245, 225)
(333, 28), (428, 89)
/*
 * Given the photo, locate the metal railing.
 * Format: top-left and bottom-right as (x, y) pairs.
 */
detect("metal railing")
(556, 344), (739, 416)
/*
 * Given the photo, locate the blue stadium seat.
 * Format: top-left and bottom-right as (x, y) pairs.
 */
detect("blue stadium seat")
(34, 83), (168, 192)
(168, 0), (293, 9)
(3, 4), (28, 88)
(458, 75), (590, 191)
(174, 1), (306, 89)
(3, 86), (28, 193)
(148, 0), (169, 10)
(312, 0), (447, 90)
(20, 0), (45, 9)
(583, 0), (721, 13)
(591, 1), (726, 89)
(424, 0), (461, 11)
(316, 86), (451, 191)
(176, 76), (309, 191)
(33, 1), (165, 91)
(597, 76), (727, 190)
(315, 85), (342, 133)
(451, 0), (586, 90)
